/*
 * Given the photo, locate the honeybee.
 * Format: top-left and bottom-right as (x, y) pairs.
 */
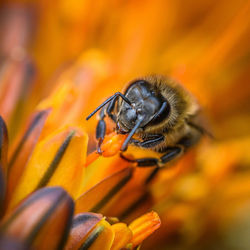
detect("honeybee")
(86, 75), (207, 168)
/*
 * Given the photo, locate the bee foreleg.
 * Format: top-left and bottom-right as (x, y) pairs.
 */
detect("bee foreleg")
(106, 96), (117, 122)
(86, 92), (131, 120)
(96, 108), (106, 154)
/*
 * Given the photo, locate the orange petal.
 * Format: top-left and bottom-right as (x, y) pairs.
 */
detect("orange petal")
(82, 154), (130, 193)
(77, 219), (114, 250)
(129, 211), (161, 247)
(65, 212), (103, 250)
(0, 187), (74, 250)
(85, 151), (100, 167)
(0, 116), (8, 174)
(7, 109), (50, 202)
(8, 126), (87, 211)
(75, 167), (133, 214)
(110, 223), (133, 250)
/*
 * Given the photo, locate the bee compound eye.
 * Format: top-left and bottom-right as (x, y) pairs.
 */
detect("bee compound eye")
(126, 109), (137, 122)
(136, 108), (142, 114)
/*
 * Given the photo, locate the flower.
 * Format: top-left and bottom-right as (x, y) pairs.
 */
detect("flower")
(0, 112), (161, 249)
(0, 1), (250, 250)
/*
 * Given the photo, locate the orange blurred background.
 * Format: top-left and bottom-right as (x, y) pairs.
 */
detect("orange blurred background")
(1, 0), (249, 140)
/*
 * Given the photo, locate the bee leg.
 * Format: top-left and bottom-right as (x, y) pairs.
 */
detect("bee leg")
(120, 146), (182, 167)
(106, 96), (118, 122)
(96, 108), (106, 154)
(120, 153), (158, 167)
(96, 97), (120, 153)
(130, 135), (164, 148)
(160, 146), (182, 164)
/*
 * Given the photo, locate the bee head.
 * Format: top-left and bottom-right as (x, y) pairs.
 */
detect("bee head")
(117, 80), (169, 133)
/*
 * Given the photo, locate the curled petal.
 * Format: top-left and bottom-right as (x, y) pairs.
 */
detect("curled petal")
(110, 223), (133, 250)
(66, 212), (103, 250)
(75, 167), (133, 214)
(8, 126), (87, 211)
(7, 110), (50, 201)
(129, 211), (161, 247)
(0, 187), (74, 250)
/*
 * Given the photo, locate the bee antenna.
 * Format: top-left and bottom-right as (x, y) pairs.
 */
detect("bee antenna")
(86, 92), (132, 120)
(121, 118), (143, 151)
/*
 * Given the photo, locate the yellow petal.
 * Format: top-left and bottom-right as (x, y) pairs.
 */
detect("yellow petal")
(110, 223), (133, 250)
(129, 211), (161, 247)
(8, 126), (87, 211)
(65, 212), (103, 250)
(75, 167), (133, 214)
(7, 110), (50, 202)
(0, 187), (74, 250)
(77, 219), (114, 250)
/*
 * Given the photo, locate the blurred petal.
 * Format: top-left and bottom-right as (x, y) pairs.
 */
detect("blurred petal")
(75, 167), (133, 214)
(0, 116), (8, 216)
(0, 234), (30, 250)
(0, 5), (34, 59)
(129, 211), (161, 247)
(78, 219), (114, 250)
(0, 58), (36, 134)
(110, 223), (133, 250)
(8, 126), (87, 210)
(0, 116), (8, 173)
(0, 187), (74, 250)
(0, 165), (6, 217)
(7, 109), (50, 201)
(66, 212), (102, 250)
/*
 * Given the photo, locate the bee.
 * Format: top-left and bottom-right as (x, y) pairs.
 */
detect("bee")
(86, 75), (207, 168)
